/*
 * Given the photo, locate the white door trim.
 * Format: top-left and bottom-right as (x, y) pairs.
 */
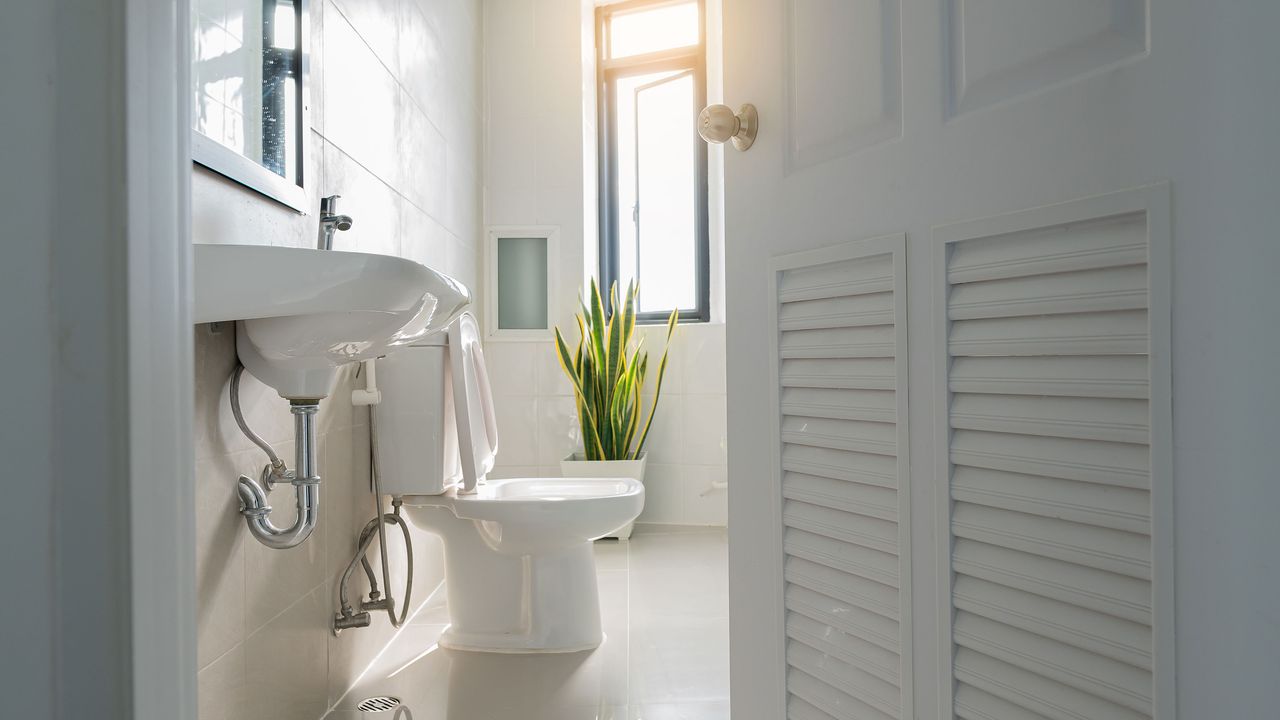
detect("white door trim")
(125, 0), (196, 717)
(930, 183), (1175, 719)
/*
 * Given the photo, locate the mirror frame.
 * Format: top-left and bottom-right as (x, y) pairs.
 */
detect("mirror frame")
(192, 0), (312, 213)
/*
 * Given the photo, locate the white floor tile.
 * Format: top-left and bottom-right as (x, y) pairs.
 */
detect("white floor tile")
(324, 528), (729, 719)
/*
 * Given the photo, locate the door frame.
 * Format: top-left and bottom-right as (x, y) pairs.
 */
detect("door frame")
(125, 0), (196, 716)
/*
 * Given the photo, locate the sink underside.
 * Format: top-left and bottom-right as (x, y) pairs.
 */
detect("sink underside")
(195, 244), (471, 398)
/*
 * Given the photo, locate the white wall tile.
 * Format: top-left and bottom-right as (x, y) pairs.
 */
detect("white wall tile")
(683, 465), (729, 527)
(636, 324), (684, 396)
(536, 395), (580, 466)
(680, 324), (727, 395)
(323, 4), (401, 186)
(682, 395), (727, 466)
(322, 421), (373, 586)
(534, 339), (574, 396)
(396, 90), (448, 220)
(397, 0), (447, 120)
(489, 465), (540, 480)
(636, 464), (684, 525)
(309, 0), (326, 135)
(328, 0), (399, 79)
(399, 201), (451, 270)
(195, 452), (247, 668)
(321, 141), (403, 257)
(197, 644), (248, 720)
(483, 342), (539, 398)
(493, 396), (538, 465)
(640, 396), (683, 466)
(244, 589), (331, 720)
(449, 230), (479, 289)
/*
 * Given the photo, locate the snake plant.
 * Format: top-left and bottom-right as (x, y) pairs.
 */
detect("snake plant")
(554, 279), (678, 461)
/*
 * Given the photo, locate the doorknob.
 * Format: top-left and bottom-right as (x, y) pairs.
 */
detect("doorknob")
(698, 103), (758, 151)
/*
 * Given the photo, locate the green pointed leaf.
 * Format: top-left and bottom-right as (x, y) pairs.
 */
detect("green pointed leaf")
(554, 327), (596, 426)
(634, 309), (678, 458)
(589, 278), (607, 375)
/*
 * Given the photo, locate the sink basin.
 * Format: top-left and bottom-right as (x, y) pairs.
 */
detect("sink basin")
(194, 244), (471, 399)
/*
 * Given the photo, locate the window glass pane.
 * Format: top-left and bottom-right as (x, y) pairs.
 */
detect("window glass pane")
(496, 237), (549, 330)
(634, 72), (697, 313)
(614, 70), (682, 308)
(608, 1), (699, 59)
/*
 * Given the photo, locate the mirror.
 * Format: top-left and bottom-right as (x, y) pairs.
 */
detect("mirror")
(192, 0), (310, 211)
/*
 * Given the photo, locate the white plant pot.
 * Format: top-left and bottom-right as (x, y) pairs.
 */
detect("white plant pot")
(560, 452), (647, 540)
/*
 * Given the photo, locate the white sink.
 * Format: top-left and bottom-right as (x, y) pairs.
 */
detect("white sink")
(194, 243), (471, 399)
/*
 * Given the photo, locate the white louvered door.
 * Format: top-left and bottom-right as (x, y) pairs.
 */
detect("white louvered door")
(936, 188), (1173, 720)
(722, 1), (1194, 717)
(769, 235), (911, 720)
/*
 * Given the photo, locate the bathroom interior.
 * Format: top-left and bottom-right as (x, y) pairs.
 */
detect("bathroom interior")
(5, 1), (1280, 719)
(191, 0), (728, 717)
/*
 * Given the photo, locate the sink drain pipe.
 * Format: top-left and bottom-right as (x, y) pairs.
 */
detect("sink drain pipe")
(230, 364), (322, 549)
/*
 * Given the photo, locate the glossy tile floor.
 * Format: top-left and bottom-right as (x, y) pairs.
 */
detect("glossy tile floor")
(323, 526), (729, 720)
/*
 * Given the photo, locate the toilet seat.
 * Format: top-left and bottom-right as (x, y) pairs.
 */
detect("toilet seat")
(404, 476), (643, 554)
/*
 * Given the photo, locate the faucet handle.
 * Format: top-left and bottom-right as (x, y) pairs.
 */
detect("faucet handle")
(320, 194), (341, 216)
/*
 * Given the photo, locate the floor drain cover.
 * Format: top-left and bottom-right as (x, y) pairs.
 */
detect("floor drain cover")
(355, 696), (402, 712)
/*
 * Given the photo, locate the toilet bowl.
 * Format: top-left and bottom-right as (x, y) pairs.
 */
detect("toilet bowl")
(375, 313), (645, 653)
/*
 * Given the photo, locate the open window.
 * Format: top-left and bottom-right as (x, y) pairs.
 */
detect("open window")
(597, 0), (709, 323)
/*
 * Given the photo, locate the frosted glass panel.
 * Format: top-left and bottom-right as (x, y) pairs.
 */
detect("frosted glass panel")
(497, 237), (549, 330)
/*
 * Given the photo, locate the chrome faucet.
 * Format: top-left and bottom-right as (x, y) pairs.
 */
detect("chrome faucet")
(318, 194), (354, 250)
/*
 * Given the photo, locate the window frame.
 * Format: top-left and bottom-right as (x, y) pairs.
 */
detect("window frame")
(596, 0), (710, 324)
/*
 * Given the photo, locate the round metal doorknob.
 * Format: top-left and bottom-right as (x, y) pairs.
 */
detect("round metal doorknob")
(698, 103), (758, 151)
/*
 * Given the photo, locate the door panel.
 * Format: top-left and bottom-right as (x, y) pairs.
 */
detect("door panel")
(783, 0), (901, 171)
(719, 0), (1248, 717)
(944, 0), (1148, 117)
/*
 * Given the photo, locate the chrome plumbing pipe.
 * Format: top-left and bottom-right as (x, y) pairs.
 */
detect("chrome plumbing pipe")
(229, 365), (288, 482)
(231, 365), (322, 550)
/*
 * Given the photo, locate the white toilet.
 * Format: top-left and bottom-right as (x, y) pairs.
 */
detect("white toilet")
(374, 313), (644, 653)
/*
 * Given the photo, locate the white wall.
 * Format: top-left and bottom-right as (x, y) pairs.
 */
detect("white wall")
(191, 0), (482, 717)
(481, 0), (728, 526)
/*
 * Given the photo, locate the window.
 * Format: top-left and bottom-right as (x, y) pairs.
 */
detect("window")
(597, 0), (709, 323)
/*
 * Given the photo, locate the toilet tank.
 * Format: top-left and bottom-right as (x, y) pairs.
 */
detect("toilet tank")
(372, 334), (461, 496)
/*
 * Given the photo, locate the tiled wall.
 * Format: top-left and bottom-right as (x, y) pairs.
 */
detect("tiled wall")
(481, 0), (728, 526)
(192, 0), (481, 718)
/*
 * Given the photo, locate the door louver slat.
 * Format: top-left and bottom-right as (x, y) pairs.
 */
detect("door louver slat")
(944, 210), (1157, 719)
(775, 240), (910, 719)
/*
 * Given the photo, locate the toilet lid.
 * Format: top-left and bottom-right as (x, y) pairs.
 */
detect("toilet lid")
(448, 313), (498, 492)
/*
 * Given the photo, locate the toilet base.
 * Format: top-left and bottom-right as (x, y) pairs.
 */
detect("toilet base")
(412, 507), (609, 654)
(439, 540), (605, 653)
